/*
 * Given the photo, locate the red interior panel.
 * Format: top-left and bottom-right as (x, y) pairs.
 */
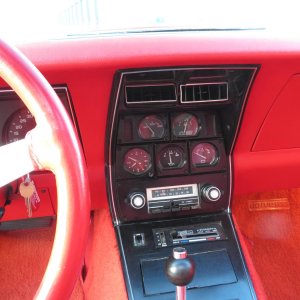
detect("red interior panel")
(252, 74), (300, 151)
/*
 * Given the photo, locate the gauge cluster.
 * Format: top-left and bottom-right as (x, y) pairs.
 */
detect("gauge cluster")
(0, 87), (76, 147)
(116, 111), (226, 180)
(108, 67), (257, 223)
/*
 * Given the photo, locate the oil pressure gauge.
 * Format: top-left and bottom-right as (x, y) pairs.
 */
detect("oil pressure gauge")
(191, 143), (218, 167)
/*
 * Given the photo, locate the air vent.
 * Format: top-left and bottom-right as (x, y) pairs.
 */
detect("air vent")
(180, 82), (228, 103)
(125, 84), (177, 104)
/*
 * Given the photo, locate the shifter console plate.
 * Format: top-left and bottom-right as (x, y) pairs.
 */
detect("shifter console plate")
(153, 222), (226, 248)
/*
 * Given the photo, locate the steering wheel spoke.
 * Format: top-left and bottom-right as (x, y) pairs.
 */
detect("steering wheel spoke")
(0, 138), (37, 187)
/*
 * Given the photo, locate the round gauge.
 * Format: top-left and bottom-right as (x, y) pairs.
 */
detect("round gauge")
(123, 148), (152, 175)
(191, 143), (218, 167)
(138, 115), (165, 140)
(3, 108), (36, 144)
(158, 146), (186, 170)
(172, 113), (200, 137)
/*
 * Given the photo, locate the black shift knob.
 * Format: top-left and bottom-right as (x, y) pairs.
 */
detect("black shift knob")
(165, 247), (195, 287)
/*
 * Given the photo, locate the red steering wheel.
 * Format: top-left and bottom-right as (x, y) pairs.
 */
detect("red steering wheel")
(0, 39), (90, 299)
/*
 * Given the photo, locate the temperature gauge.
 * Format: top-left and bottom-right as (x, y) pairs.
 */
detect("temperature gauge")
(138, 115), (165, 140)
(191, 143), (218, 167)
(123, 148), (152, 175)
(158, 146), (186, 170)
(172, 113), (200, 137)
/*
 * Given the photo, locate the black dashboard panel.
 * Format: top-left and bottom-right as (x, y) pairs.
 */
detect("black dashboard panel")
(107, 66), (258, 300)
(106, 66), (258, 224)
(117, 213), (256, 300)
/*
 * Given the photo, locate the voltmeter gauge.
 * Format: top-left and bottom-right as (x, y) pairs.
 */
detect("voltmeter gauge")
(138, 115), (165, 140)
(172, 113), (200, 137)
(3, 108), (36, 144)
(158, 146), (186, 170)
(123, 148), (152, 175)
(191, 143), (218, 167)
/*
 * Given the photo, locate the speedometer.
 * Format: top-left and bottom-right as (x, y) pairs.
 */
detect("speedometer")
(3, 108), (36, 144)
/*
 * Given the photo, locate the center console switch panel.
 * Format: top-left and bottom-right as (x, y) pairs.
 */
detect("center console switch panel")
(153, 222), (227, 248)
(107, 66), (258, 223)
(117, 213), (256, 300)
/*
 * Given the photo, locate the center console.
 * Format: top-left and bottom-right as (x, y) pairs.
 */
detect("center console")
(106, 66), (258, 299)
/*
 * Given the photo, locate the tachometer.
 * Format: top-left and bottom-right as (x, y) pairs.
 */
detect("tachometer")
(138, 115), (165, 140)
(123, 148), (152, 175)
(172, 113), (199, 137)
(3, 108), (36, 144)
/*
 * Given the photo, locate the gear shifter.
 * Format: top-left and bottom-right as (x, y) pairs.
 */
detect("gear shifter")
(165, 247), (195, 300)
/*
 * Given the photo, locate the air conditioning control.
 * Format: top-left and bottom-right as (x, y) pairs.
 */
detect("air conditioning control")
(201, 185), (221, 202)
(129, 193), (146, 209)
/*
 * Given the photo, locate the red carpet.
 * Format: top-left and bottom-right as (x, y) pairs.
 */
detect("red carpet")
(0, 224), (83, 299)
(84, 209), (127, 300)
(233, 189), (300, 300)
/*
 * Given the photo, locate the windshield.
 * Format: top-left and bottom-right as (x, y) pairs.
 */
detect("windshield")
(0, 0), (298, 42)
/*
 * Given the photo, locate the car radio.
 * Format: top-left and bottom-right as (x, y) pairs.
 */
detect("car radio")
(146, 184), (200, 213)
(128, 183), (222, 215)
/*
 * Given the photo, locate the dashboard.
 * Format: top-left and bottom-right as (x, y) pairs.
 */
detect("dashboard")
(1, 30), (300, 299)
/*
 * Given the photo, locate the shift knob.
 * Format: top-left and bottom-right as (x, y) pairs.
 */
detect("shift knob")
(165, 247), (195, 286)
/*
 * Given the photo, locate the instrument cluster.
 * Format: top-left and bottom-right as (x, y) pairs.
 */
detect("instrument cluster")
(0, 87), (75, 147)
(116, 111), (226, 179)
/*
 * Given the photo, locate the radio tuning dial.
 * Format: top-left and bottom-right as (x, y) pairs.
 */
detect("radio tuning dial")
(129, 193), (146, 209)
(201, 185), (221, 202)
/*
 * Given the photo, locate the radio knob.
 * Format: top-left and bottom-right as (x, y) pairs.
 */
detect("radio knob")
(129, 193), (146, 209)
(201, 185), (221, 202)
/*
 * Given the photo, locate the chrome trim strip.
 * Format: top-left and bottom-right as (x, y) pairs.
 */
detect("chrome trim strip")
(108, 74), (124, 225)
(125, 83), (177, 104)
(180, 82), (229, 103)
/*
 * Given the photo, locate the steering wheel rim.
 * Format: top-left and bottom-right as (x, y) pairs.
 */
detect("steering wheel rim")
(0, 39), (90, 299)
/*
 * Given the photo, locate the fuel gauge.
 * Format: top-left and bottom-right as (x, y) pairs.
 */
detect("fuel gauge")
(191, 143), (218, 167)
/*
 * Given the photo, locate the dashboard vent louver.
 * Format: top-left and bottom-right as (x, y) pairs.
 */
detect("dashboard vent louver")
(125, 84), (177, 104)
(180, 82), (228, 103)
